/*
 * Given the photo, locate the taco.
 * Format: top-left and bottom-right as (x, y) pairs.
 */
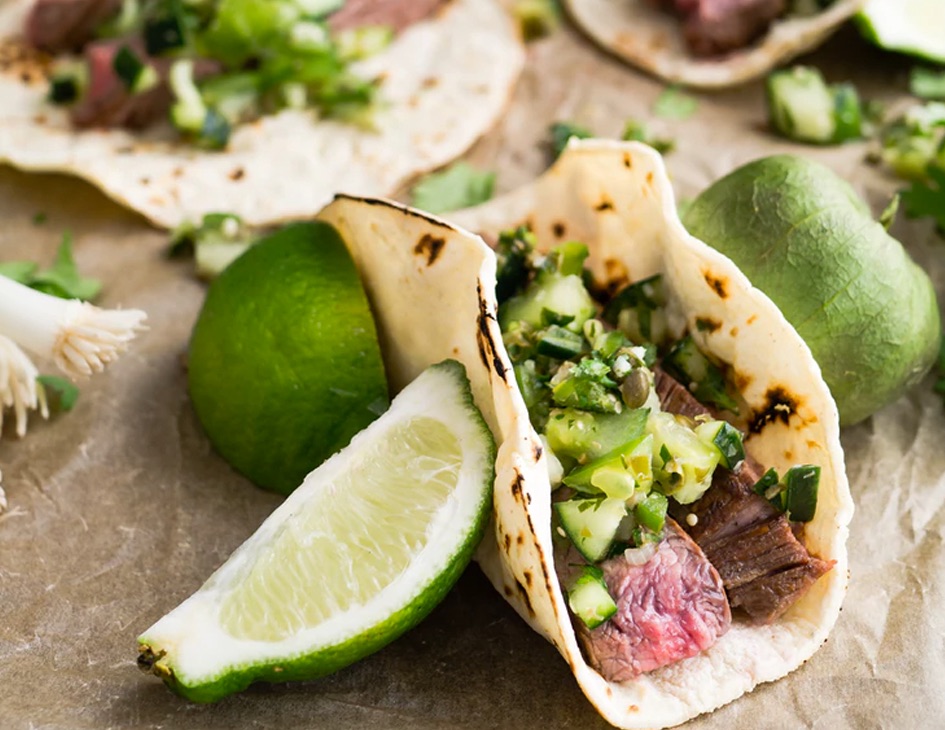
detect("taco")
(0, 0), (523, 227)
(445, 140), (853, 727)
(562, 0), (864, 88)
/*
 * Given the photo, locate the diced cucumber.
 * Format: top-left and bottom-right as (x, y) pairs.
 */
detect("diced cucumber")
(499, 273), (595, 334)
(566, 566), (617, 629)
(647, 412), (720, 504)
(554, 497), (628, 562)
(784, 465), (820, 522)
(694, 420), (745, 470)
(545, 407), (648, 462)
(536, 325), (584, 359)
(546, 241), (589, 277)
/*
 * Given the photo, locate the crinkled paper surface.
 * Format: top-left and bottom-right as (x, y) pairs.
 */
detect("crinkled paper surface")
(1, 21), (944, 730)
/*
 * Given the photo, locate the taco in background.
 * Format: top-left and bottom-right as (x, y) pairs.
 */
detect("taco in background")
(449, 140), (853, 728)
(562, 0), (863, 88)
(0, 0), (523, 227)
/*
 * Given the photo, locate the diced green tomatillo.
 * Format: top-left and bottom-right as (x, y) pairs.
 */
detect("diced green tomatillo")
(554, 497), (628, 562)
(562, 434), (654, 499)
(499, 271), (596, 334)
(634, 491), (668, 533)
(566, 566), (617, 629)
(662, 335), (739, 413)
(200, 72), (261, 124)
(545, 407), (649, 463)
(694, 420), (745, 470)
(647, 412), (720, 504)
(546, 241), (589, 277)
(783, 464), (820, 522)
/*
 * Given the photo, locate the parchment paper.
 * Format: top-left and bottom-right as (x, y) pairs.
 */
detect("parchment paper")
(2, 20), (944, 730)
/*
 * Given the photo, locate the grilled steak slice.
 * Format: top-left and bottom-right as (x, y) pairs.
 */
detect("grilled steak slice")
(328, 0), (448, 34)
(656, 368), (833, 624)
(645, 0), (788, 57)
(682, 0), (787, 56)
(71, 40), (221, 129)
(567, 519), (731, 682)
(27, 0), (122, 53)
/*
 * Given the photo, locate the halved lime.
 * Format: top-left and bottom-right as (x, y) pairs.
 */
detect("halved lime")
(856, 0), (945, 63)
(138, 360), (495, 703)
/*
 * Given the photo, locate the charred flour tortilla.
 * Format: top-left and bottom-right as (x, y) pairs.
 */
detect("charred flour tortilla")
(450, 140), (853, 728)
(0, 0), (524, 228)
(563, 0), (863, 88)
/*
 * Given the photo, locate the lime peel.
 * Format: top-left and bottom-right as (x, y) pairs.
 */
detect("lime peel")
(138, 360), (496, 703)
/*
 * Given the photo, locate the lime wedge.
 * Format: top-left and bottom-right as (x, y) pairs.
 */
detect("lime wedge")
(856, 0), (945, 63)
(137, 360), (495, 703)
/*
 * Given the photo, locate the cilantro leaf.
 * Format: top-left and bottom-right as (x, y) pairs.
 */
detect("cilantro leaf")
(27, 234), (101, 300)
(410, 162), (495, 214)
(37, 375), (80, 412)
(910, 67), (945, 101)
(0, 234), (101, 300)
(902, 163), (945, 232)
(653, 85), (697, 120)
(0, 261), (39, 284)
(549, 121), (593, 159)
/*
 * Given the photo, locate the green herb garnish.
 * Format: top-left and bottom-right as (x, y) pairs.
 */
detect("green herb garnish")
(410, 162), (496, 214)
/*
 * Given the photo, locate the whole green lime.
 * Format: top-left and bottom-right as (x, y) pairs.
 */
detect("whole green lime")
(683, 155), (940, 425)
(188, 221), (389, 495)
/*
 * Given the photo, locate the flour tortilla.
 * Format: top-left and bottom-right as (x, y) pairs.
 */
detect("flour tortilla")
(0, 0), (524, 228)
(446, 140), (853, 728)
(563, 0), (864, 88)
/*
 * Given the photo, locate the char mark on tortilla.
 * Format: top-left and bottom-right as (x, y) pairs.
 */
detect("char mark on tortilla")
(657, 369), (833, 623)
(561, 519), (731, 682)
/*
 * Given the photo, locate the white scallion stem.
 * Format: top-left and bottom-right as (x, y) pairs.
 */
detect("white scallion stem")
(0, 276), (147, 380)
(0, 332), (45, 439)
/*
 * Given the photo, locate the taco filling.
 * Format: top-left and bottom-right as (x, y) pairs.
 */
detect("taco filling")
(494, 226), (832, 682)
(27, 0), (447, 147)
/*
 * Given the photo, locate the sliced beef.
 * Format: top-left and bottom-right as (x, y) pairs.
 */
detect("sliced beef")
(328, 0), (448, 34)
(656, 369), (833, 624)
(645, 0), (788, 57)
(71, 40), (221, 129)
(682, 0), (787, 56)
(569, 519), (731, 682)
(27, 0), (122, 54)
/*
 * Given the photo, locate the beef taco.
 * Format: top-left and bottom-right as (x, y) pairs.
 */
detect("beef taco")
(446, 140), (853, 727)
(562, 0), (863, 88)
(0, 0), (523, 227)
